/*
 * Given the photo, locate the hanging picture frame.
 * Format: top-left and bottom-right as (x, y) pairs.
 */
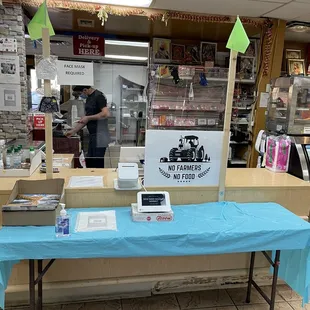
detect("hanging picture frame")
(244, 39), (257, 58)
(153, 38), (171, 63)
(287, 58), (305, 75)
(285, 49), (302, 59)
(185, 45), (200, 64)
(238, 56), (255, 80)
(200, 42), (217, 63)
(171, 44), (185, 63)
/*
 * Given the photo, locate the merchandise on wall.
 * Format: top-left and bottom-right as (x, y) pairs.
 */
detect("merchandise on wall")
(149, 37), (258, 166)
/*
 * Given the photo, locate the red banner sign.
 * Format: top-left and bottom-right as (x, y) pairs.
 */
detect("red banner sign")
(73, 35), (105, 56)
(33, 114), (45, 129)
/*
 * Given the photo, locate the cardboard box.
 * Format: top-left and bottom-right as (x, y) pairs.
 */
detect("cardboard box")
(0, 149), (41, 177)
(131, 203), (174, 222)
(2, 178), (65, 227)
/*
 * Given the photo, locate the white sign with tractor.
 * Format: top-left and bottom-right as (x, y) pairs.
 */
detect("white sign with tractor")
(144, 130), (224, 187)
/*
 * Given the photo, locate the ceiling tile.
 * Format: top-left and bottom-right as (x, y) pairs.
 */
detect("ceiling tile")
(263, 1), (310, 19)
(295, 13), (310, 21)
(251, 0), (290, 2)
(151, 0), (283, 17)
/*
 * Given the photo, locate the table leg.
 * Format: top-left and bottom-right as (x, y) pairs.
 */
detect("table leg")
(37, 260), (43, 310)
(29, 260), (35, 310)
(270, 250), (281, 310)
(246, 252), (255, 303)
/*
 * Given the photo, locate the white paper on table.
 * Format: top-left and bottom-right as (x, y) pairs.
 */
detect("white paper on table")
(75, 211), (117, 232)
(53, 158), (70, 167)
(68, 176), (104, 188)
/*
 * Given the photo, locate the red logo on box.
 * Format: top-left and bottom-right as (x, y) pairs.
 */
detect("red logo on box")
(156, 215), (172, 222)
(73, 35), (105, 56)
(33, 115), (45, 129)
(147, 216), (151, 221)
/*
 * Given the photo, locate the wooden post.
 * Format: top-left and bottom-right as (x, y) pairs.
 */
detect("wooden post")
(218, 50), (238, 201)
(42, 27), (53, 179)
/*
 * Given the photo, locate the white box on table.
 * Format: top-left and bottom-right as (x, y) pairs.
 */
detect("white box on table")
(131, 203), (174, 222)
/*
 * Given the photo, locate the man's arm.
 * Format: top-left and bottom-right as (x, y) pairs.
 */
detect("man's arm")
(86, 106), (109, 121)
(65, 121), (86, 137)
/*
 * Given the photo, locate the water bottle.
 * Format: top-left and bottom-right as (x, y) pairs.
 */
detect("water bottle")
(18, 145), (25, 163)
(0, 147), (4, 170)
(29, 147), (35, 163)
(13, 147), (21, 169)
(6, 149), (12, 169)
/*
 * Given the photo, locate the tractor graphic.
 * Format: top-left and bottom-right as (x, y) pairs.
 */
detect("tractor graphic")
(160, 135), (210, 162)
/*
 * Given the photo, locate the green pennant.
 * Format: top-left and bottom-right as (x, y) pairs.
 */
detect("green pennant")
(226, 16), (250, 53)
(28, 0), (55, 40)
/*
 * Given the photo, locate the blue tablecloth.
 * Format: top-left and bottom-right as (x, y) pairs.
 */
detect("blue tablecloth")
(0, 202), (309, 308)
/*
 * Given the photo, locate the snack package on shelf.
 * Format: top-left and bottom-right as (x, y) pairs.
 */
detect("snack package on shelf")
(265, 135), (291, 173)
(150, 117), (159, 126)
(174, 117), (196, 127)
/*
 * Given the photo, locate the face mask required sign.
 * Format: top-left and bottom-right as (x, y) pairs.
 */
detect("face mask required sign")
(144, 130), (224, 187)
(56, 60), (94, 86)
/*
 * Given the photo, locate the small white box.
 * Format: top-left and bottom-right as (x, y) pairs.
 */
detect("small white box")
(131, 203), (174, 222)
(118, 163), (139, 189)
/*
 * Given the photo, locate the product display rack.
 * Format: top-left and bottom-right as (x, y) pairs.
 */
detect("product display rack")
(266, 76), (310, 135)
(148, 66), (227, 131)
(147, 64), (256, 166)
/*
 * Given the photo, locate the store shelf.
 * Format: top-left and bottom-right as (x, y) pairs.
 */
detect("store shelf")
(231, 121), (249, 125)
(230, 141), (249, 145)
(152, 108), (222, 112)
(122, 101), (147, 104)
(229, 159), (247, 165)
(122, 88), (143, 91)
(155, 75), (255, 84)
(232, 106), (251, 110)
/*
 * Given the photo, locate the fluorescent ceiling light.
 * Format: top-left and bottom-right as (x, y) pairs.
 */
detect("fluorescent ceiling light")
(72, 0), (152, 7)
(105, 40), (149, 48)
(105, 54), (147, 61)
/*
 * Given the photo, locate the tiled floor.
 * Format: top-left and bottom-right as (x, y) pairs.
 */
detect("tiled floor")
(6, 285), (309, 310)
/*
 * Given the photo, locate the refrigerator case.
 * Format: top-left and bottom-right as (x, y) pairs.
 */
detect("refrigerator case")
(266, 76), (310, 135)
(288, 136), (310, 181)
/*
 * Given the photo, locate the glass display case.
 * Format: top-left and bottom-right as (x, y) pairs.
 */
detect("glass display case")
(148, 65), (227, 131)
(266, 76), (310, 135)
(120, 77), (146, 146)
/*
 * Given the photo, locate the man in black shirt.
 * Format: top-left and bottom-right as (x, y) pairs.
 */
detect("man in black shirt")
(66, 86), (110, 168)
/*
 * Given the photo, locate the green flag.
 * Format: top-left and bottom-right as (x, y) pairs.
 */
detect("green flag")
(28, 0), (55, 40)
(226, 16), (250, 53)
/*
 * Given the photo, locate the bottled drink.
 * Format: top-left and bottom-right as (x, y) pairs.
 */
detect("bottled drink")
(29, 147), (35, 163)
(0, 147), (3, 170)
(6, 149), (12, 169)
(13, 147), (21, 169)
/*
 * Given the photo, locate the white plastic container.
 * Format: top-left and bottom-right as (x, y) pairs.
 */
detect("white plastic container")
(55, 203), (70, 237)
(29, 147), (35, 163)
